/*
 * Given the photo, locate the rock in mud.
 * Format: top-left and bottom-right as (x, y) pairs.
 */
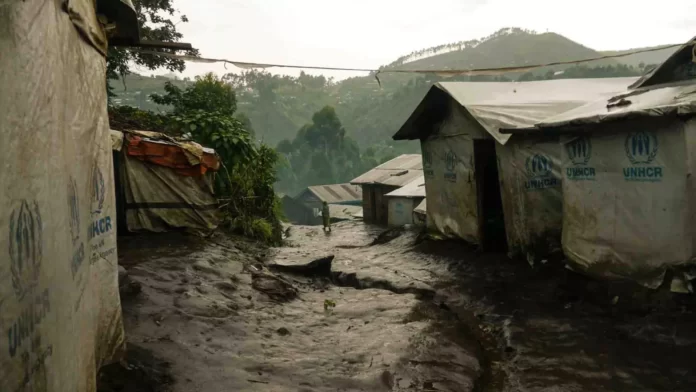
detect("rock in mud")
(370, 227), (404, 246)
(268, 255), (335, 277)
(97, 345), (173, 392)
(251, 271), (298, 302)
(276, 327), (291, 336)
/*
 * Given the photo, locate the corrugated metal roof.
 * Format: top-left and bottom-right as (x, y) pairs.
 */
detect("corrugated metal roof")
(505, 83), (696, 132)
(329, 205), (363, 220)
(393, 78), (637, 144)
(385, 175), (426, 198)
(350, 154), (423, 186)
(306, 183), (362, 204)
(372, 154), (423, 170)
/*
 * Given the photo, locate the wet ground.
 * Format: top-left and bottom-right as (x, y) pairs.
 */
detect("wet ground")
(101, 222), (696, 392)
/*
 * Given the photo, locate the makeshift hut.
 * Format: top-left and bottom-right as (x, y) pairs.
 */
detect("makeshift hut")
(281, 195), (314, 224)
(111, 130), (222, 234)
(392, 78), (635, 255)
(385, 175), (426, 226)
(350, 154), (423, 225)
(283, 184), (362, 225)
(500, 40), (696, 290)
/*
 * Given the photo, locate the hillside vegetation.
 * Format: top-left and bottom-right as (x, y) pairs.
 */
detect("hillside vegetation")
(110, 28), (672, 194)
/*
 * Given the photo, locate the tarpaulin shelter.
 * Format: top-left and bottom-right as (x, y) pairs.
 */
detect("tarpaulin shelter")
(385, 175), (426, 227)
(350, 154), (423, 225)
(284, 184), (362, 225)
(0, 0), (135, 390)
(393, 78), (636, 255)
(111, 130), (222, 233)
(502, 46), (696, 289)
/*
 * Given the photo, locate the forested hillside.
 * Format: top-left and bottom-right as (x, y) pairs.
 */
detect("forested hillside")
(110, 27), (673, 195)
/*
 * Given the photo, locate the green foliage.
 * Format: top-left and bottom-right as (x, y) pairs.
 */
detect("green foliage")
(106, 0), (198, 83)
(108, 105), (168, 132)
(152, 73), (237, 115)
(275, 106), (377, 196)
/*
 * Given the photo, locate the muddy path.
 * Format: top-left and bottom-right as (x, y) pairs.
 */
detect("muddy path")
(102, 222), (696, 392)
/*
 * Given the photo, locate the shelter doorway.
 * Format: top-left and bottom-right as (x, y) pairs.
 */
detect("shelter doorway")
(474, 140), (507, 252)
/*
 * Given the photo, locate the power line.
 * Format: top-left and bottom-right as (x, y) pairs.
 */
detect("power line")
(134, 40), (691, 78)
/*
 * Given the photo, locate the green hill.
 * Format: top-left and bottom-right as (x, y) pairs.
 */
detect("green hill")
(391, 28), (615, 71)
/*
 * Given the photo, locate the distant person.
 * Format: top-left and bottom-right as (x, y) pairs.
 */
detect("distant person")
(322, 201), (331, 232)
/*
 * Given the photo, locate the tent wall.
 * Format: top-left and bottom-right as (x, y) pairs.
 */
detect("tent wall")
(561, 119), (691, 288)
(685, 118), (696, 262)
(387, 197), (420, 226)
(420, 101), (492, 243)
(120, 154), (221, 233)
(0, 1), (124, 390)
(496, 136), (563, 262)
(422, 136), (480, 243)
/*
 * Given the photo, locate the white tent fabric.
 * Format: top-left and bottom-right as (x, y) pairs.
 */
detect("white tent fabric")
(496, 136), (563, 262)
(559, 119), (692, 289)
(504, 83), (696, 289)
(393, 78), (638, 144)
(397, 79), (636, 248)
(0, 1), (124, 391)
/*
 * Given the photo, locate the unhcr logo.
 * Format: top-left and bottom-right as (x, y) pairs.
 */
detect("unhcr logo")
(423, 150), (434, 178)
(524, 154), (559, 190)
(623, 131), (662, 182)
(444, 151), (457, 182)
(565, 136), (596, 181)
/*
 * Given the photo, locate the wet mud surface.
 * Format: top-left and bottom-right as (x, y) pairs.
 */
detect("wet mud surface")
(101, 223), (696, 392)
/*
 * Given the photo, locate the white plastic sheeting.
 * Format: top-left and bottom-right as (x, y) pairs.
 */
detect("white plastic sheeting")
(393, 78), (638, 144)
(560, 118), (694, 289)
(422, 132), (480, 243)
(0, 1), (124, 391)
(496, 136), (563, 263)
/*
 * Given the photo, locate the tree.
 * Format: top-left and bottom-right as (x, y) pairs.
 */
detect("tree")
(106, 0), (199, 97)
(235, 113), (255, 137)
(152, 73), (237, 116)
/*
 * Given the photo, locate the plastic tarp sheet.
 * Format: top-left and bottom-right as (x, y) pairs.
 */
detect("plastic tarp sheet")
(393, 78), (638, 143)
(560, 119), (694, 289)
(514, 84), (696, 130)
(422, 134), (480, 243)
(496, 136), (563, 263)
(119, 153), (221, 233)
(124, 132), (220, 176)
(0, 1), (124, 391)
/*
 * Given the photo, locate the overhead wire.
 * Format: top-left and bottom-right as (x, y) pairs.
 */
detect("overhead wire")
(133, 39), (695, 87)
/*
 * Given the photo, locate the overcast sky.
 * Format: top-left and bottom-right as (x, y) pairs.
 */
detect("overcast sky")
(144, 0), (696, 79)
